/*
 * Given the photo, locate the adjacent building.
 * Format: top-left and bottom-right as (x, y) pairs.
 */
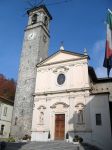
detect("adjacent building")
(0, 96), (13, 138)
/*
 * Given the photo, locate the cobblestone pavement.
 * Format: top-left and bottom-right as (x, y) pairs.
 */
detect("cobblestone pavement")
(4, 141), (100, 150)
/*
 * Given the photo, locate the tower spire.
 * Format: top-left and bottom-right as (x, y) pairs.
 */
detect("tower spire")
(84, 48), (87, 55)
(60, 41), (64, 50)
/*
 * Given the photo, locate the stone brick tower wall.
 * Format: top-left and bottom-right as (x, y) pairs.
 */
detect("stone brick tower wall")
(11, 5), (52, 138)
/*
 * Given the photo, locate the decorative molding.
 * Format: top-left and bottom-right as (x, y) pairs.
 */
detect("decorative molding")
(34, 92), (90, 100)
(37, 105), (46, 110)
(37, 61), (87, 73)
(73, 92), (89, 97)
(68, 129), (92, 133)
(37, 66), (54, 72)
(34, 87), (90, 96)
(34, 98), (45, 101)
(50, 102), (69, 109)
(53, 66), (69, 73)
(75, 103), (84, 108)
(31, 130), (49, 132)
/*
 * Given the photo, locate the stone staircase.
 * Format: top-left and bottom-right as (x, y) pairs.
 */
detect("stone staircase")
(2, 141), (101, 150)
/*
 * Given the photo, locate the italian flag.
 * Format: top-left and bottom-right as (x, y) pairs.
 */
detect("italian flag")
(103, 9), (112, 77)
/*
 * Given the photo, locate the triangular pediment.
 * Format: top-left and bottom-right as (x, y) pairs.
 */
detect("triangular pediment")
(37, 50), (87, 67)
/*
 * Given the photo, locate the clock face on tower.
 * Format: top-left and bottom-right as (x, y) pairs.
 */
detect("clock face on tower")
(28, 33), (36, 40)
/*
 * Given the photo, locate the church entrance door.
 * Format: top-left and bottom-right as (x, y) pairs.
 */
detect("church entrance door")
(55, 114), (65, 140)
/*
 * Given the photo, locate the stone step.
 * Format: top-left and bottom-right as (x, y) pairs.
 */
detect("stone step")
(1, 141), (101, 150)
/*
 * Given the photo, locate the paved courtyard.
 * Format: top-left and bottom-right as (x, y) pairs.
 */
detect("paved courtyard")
(2, 141), (101, 150)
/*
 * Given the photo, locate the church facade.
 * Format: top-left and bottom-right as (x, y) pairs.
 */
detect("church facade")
(11, 4), (112, 150)
(31, 49), (112, 150)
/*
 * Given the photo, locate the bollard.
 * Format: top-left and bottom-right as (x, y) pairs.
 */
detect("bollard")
(1, 141), (6, 150)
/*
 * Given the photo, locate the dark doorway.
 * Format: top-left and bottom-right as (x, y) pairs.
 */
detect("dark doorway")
(55, 114), (65, 140)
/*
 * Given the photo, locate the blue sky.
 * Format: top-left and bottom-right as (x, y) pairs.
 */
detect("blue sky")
(0, 0), (112, 79)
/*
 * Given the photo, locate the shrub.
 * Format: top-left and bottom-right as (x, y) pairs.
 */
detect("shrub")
(73, 135), (79, 142)
(78, 137), (83, 143)
(66, 132), (69, 139)
(0, 138), (7, 142)
(22, 134), (31, 140)
(7, 137), (15, 142)
(73, 135), (83, 143)
(0, 137), (15, 142)
(48, 131), (50, 139)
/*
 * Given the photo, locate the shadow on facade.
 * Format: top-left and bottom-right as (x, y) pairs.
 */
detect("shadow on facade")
(67, 94), (112, 150)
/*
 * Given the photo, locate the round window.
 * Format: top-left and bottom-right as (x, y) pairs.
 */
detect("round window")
(57, 74), (65, 85)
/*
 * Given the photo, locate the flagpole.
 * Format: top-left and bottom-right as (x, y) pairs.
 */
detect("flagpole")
(108, 8), (112, 15)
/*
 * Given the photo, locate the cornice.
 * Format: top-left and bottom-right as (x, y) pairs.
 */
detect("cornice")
(68, 129), (92, 133)
(53, 66), (69, 73)
(33, 87), (90, 96)
(50, 102), (69, 109)
(25, 21), (50, 37)
(37, 57), (88, 68)
(37, 105), (46, 110)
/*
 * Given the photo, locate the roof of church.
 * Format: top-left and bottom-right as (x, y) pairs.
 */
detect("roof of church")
(37, 49), (89, 66)
(27, 5), (52, 20)
(57, 49), (89, 57)
(0, 96), (14, 105)
(37, 49), (112, 82)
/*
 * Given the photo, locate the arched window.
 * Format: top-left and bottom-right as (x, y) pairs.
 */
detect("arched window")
(44, 16), (48, 27)
(31, 14), (37, 24)
(0, 125), (5, 135)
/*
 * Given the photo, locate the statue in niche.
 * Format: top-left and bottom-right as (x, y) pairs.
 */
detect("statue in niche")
(78, 109), (83, 124)
(39, 112), (44, 125)
(75, 103), (84, 124)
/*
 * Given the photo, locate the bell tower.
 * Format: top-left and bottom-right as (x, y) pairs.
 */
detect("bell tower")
(11, 5), (52, 138)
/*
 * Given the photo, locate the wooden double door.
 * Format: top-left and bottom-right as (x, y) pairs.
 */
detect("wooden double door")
(55, 114), (65, 140)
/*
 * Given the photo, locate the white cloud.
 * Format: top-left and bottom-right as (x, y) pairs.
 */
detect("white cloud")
(90, 39), (112, 78)
(93, 40), (105, 52)
(90, 39), (108, 78)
